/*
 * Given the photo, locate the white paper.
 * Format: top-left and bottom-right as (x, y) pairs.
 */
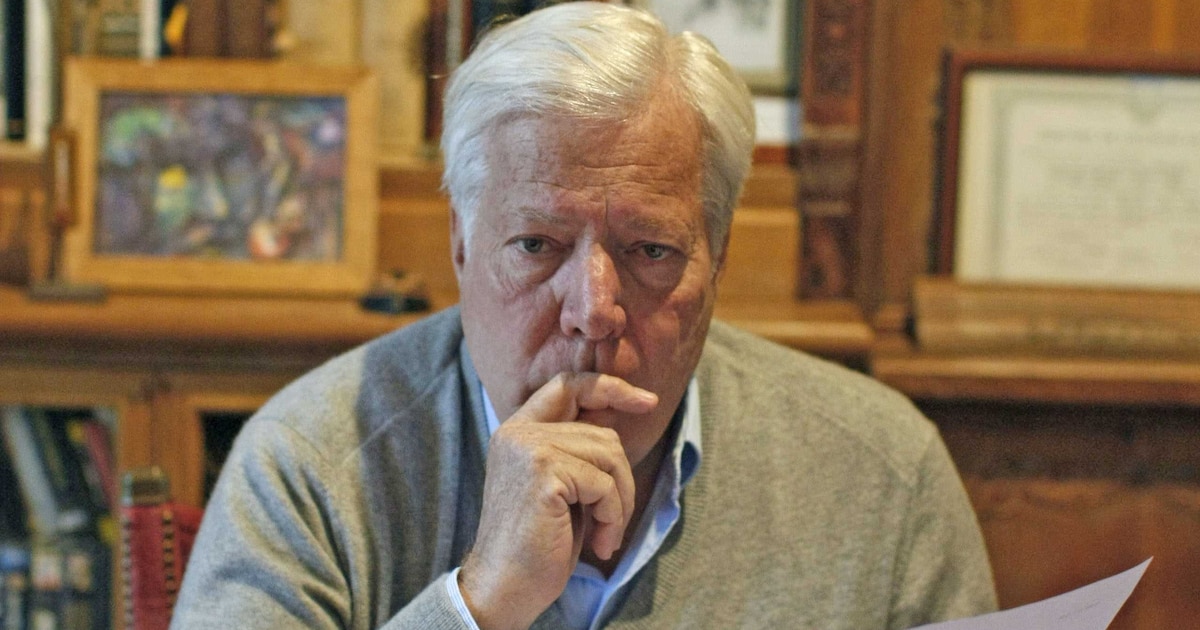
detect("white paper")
(911, 558), (1151, 630)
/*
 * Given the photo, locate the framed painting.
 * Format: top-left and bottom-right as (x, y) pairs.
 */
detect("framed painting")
(641, 0), (802, 95)
(59, 58), (379, 297)
(935, 48), (1200, 291)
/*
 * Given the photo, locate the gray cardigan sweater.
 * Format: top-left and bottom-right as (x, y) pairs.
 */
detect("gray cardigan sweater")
(171, 307), (996, 629)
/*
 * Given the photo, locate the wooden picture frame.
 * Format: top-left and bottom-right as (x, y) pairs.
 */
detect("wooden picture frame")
(935, 48), (1200, 291)
(642, 0), (801, 95)
(60, 58), (379, 297)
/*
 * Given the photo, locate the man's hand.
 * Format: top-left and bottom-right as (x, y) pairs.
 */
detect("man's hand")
(458, 372), (658, 630)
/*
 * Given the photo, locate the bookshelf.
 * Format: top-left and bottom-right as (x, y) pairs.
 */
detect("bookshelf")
(0, 366), (152, 630)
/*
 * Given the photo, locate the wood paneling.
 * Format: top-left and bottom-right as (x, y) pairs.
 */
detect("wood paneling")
(926, 403), (1200, 629)
(865, 0), (1200, 314)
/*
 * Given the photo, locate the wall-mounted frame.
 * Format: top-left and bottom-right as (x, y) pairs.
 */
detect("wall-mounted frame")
(936, 48), (1200, 291)
(60, 58), (379, 297)
(642, 0), (801, 95)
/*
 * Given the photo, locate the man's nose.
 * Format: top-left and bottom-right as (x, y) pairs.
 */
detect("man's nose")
(560, 245), (626, 340)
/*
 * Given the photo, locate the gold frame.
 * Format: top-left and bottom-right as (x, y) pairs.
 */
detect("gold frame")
(60, 57), (379, 297)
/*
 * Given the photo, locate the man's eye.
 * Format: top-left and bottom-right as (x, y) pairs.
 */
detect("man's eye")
(517, 237), (546, 254)
(641, 244), (669, 260)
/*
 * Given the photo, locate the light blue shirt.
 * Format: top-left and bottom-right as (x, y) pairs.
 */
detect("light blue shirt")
(446, 380), (703, 630)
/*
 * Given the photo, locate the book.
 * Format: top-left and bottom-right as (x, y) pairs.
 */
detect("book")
(96, 0), (141, 56)
(4, 0), (26, 140)
(58, 0), (102, 56)
(27, 412), (96, 536)
(0, 443), (28, 543)
(225, 0), (269, 57)
(0, 407), (91, 538)
(24, 0), (54, 150)
(0, 0), (6, 139)
(26, 535), (110, 630)
(796, 0), (872, 299)
(182, 0), (225, 56)
(119, 467), (202, 630)
(0, 541), (31, 630)
(912, 276), (1200, 358)
(138, 0), (160, 59)
(68, 418), (116, 518)
(58, 535), (111, 630)
(26, 542), (61, 630)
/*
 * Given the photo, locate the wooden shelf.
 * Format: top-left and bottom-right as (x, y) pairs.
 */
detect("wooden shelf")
(0, 284), (872, 367)
(716, 298), (872, 359)
(0, 141), (44, 185)
(872, 334), (1200, 407)
(0, 284), (456, 370)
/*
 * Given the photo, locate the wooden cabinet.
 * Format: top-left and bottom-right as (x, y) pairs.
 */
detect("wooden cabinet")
(853, 1), (1200, 627)
(873, 332), (1200, 629)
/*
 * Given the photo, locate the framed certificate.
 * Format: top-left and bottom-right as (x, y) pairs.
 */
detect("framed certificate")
(935, 49), (1200, 291)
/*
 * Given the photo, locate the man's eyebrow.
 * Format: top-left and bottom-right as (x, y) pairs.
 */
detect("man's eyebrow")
(509, 205), (567, 226)
(622, 212), (691, 239)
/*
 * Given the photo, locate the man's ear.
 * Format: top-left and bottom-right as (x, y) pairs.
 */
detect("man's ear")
(450, 208), (466, 281)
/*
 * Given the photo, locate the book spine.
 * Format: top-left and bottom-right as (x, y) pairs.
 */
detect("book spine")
(182, 0), (225, 56)
(26, 543), (60, 630)
(796, 0), (871, 299)
(119, 466), (204, 630)
(1, 408), (58, 538)
(27, 413), (91, 536)
(24, 0), (53, 150)
(74, 420), (116, 516)
(120, 503), (201, 630)
(58, 0), (99, 56)
(59, 418), (115, 540)
(0, 542), (31, 630)
(95, 0), (141, 56)
(225, 0), (268, 57)
(913, 277), (1200, 357)
(0, 438), (29, 542)
(0, 0), (6, 139)
(4, 0), (26, 140)
(138, 0), (160, 59)
(59, 535), (111, 630)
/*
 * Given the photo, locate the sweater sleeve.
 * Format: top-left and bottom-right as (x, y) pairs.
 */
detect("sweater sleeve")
(169, 418), (469, 630)
(886, 432), (998, 630)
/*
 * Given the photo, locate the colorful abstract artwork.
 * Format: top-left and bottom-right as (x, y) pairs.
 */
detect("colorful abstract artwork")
(95, 92), (348, 261)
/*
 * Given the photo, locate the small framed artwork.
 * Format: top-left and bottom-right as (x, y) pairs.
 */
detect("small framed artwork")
(641, 0), (802, 95)
(59, 58), (379, 297)
(936, 48), (1200, 291)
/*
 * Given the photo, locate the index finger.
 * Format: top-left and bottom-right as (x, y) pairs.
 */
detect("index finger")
(510, 372), (659, 425)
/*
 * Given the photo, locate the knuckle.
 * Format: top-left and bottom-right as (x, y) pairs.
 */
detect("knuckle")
(595, 426), (621, 447)
(526, 443), (558, 471)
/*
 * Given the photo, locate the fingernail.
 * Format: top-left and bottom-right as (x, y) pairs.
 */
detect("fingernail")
(636, 389), (658, 404)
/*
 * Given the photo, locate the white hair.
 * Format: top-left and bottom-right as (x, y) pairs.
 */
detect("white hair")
(440, 1), (755, 256)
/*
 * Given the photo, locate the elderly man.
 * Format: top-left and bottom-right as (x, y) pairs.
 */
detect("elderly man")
(171, 3), (996, 629)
